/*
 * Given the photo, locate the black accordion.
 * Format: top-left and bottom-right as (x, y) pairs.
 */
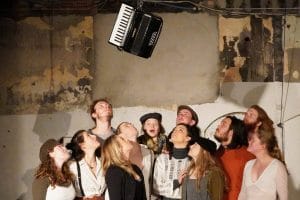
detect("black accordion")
(109, 3), (163, 58)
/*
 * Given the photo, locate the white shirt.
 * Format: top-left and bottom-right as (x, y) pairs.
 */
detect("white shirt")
(153, 153), (190, 199)
(238, 159), (288, 200)
(46, 184), (75, 200)
(69, 157), (106, 197)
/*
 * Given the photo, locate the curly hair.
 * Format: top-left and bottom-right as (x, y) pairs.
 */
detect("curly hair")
(35, 150), (73, 187)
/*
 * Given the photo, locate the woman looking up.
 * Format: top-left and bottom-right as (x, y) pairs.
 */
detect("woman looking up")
(238, 124), (288, 200)
(67, 130), (106, 200)
(182, 137), (225, 200)
(102, 135), (147, 200)
(34, 139), (75, 200)
(138, 112), (167, 155)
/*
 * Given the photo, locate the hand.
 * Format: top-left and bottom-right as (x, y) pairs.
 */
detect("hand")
(178, 170), (187, 184)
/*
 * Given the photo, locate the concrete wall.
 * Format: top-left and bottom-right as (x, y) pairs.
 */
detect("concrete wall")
(93, 13), (220, 107)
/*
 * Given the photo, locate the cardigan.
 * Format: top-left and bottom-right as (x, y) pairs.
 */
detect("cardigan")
(182, 166), (225, 200)
(105, 164), (147, 200)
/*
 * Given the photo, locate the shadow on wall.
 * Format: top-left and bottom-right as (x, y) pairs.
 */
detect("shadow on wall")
(33, 109), (72, 142)
(220, 83), (268, 108)
(288, 174), (300, 200)
(242, 85), (268, 107)
(16, 168), (36, 200)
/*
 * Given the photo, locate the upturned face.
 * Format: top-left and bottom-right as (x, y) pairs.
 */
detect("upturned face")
(188, 143), (201, 160)
(49, 144), (70, 162)
(92, 101), (113, 120)
(119, 122), (138, 139)
(243, 108), (259, 126)
(170, 124), (191, 145)
(117, 136), (133, 159)
(214, 117), (232, 143)
(143, 118), (160, 138)
(81, 131), (100, 151)
(247, 131), (265, 155)
(176, 109), (195, 126)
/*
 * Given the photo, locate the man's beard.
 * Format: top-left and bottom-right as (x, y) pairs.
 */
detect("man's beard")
(214, 134), (228, 143)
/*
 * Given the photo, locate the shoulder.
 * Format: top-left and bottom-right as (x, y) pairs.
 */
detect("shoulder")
(207, 166), (224, 178)
(106, 165), (126, 176)
(156, 153), (169, 161)
(132, 164), (143, 174)
(244, 159), (256, 169)
(273, 159), (287, 171)
(32, 177), (50, 200)
(68, 160), (79, 173)
(137, 135), (146, 143)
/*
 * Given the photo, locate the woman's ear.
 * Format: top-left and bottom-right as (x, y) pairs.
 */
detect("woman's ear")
(79, 143), (86, 151)
(186, 136), (191, 142)
(91, 112), (97, 119)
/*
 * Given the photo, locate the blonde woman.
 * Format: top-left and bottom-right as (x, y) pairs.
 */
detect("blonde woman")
(238, 124), (288, 200)
(116, 122), (154, 200)
(102, 135), (147, 200)
(181, 137), (225, 200)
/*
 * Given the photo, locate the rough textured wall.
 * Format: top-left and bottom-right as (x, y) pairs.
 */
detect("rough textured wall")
(93, 13), (220, 108)
(284, 16), (300, 82)
(219, 15), (285, 82)
(0, 16), (94, 115)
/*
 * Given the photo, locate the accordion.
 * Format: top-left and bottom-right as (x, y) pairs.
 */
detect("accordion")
(109, 3), (163, 58)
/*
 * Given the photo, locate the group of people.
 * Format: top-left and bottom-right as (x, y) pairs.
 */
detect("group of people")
(33, 99), (288, 200)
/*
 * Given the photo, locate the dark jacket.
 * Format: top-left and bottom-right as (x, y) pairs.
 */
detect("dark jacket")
(105, 164), (147, 200)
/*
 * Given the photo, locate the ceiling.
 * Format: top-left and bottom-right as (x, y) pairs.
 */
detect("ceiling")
(0, 0), (299, 20)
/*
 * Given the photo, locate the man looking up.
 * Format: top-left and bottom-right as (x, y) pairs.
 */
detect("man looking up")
(176, 105), (201, 136)
(243, 104), (274, 137)
(89, 98), (115, 145)
(214, 116), (255, 200)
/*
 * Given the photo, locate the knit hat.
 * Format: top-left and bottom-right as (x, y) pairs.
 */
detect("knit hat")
(140, 112), (162, 124)
(177, 105), (199, 125)
(39, 139), (60, 163)
(193, 137), (217, 154)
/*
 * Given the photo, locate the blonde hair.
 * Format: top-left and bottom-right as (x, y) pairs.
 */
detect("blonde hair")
(102, 135), (140, 181)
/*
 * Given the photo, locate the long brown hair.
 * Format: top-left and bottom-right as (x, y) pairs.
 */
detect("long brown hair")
(102, 135), (140, 181)
(35, 150), (73, 187)
(187, 146), (224, 190)
(256, 123), (285, 163)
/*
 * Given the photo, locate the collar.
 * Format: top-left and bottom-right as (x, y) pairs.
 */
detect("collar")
(172, 147), (189, 159)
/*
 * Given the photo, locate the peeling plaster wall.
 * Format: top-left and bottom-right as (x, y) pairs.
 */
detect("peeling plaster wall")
(219, 15), (285, 82)
(0, 16), (94, 115)
(1, 13), (300, 200)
